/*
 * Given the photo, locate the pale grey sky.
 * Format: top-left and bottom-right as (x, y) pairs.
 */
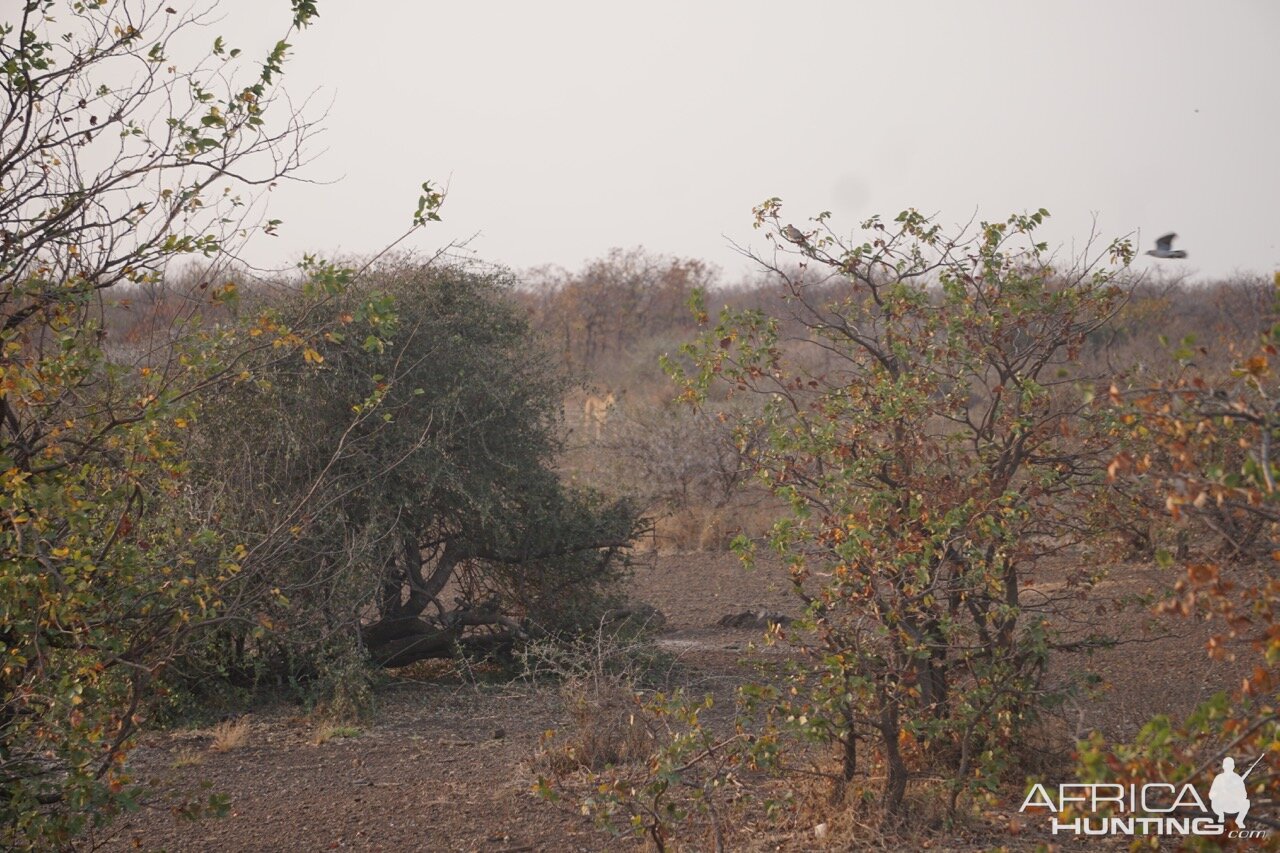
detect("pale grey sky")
(224, 1), (1279, 282)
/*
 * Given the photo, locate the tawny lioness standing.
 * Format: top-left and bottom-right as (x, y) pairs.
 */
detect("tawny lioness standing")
(582, 391), (616, 440)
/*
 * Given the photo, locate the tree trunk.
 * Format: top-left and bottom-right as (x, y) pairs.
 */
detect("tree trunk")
(842, 698), (858, 782)
(879, 693), (908, 818)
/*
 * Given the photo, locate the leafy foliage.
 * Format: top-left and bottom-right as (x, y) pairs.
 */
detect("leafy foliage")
(170, 261), (645, 710)
(1079, 271), (1280, 832)
(556, 690), (754, 853)
(668, 204), (1133, 818)
(0, 2), (357, 845)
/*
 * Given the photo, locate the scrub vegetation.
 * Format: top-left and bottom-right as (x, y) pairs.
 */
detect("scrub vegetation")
(2, 2), (1276, 850)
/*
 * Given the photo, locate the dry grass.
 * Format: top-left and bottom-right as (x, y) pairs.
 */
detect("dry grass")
(645, 500), (778, 553)
(170, 749), (204, 768)
(756, 764), (991, 852)
(311, 723), (363, 746)
(537, 676), (654, 774)
(523, 617), (666, 775)
(209, 717), (251, 752)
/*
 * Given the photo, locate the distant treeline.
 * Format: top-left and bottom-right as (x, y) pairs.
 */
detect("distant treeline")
(104, 252), (1274, 394)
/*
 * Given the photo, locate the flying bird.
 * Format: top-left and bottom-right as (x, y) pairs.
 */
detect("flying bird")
(781, 224), (808, 244)
(1146, 233), (1187, 259)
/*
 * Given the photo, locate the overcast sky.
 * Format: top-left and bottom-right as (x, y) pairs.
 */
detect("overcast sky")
(221, 0), (1279, 282)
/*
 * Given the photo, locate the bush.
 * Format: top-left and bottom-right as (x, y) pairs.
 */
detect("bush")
(0, 2), (334, 845)
(1081, 272), (1280, 820)
(165, 260), (646, 712)
(592, 401), (775, 551)
(670, 204), (1133, 818)
(519, 614), (665, 773)
(529, 617), (749, 853)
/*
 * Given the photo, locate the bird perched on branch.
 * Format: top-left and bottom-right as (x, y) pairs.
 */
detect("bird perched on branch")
(1146, 233), (1187, 259)
(781, 224), (808, 245)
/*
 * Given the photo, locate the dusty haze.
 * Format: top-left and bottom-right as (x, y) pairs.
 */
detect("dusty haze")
(220, 0), (1280, 280)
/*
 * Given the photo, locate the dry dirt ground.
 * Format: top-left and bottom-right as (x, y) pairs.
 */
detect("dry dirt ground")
(94, 551), (1254, 852)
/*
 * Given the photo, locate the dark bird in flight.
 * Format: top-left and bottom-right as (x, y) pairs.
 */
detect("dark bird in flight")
(1146, 233), (1187, 259)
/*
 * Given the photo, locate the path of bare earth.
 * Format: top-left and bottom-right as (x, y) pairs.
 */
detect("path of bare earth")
(96, 551), (1250, 851)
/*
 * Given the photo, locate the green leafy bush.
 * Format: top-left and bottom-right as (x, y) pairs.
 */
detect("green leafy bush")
(0, 1), (333, 845)
(668, 203), (1133, 818)
(169, 261), (645, 713)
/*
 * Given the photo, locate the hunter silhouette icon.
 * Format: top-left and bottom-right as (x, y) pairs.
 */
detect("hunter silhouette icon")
(1209, 756), (1263, 828)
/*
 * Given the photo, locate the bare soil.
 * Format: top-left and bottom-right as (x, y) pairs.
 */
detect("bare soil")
(95, 550), (1253, 852)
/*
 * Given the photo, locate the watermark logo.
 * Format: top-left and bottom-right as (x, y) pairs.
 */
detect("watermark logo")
(1020, 755), (1270, 839)
(1210, 755), (1256, 828)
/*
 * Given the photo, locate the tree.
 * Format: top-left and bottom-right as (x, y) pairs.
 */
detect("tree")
(1079, 271), (1280, 826)
(175, 261), (645, 705)
(0, 1), (368, 845)
(670, 202), (1134, 816)
(521, 248), (714, 374)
